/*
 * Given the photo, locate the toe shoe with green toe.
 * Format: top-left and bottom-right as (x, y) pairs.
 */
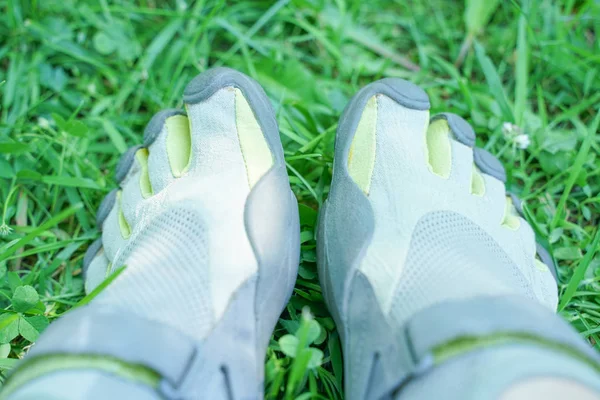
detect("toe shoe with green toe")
(3, 68), (300, 400)
(316, 78), (599, 399)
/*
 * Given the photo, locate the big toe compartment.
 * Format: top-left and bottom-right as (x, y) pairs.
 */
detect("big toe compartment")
(338, 78), (432, 195)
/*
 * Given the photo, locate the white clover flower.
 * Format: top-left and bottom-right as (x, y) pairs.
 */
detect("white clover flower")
(176, 0), (188, 10)
(502, 122), (515, 136)
(0, 223), (12, 237)
(502, 122), (530, 150)
(38, 117), (50, 129)
(514, 134), (531, 149)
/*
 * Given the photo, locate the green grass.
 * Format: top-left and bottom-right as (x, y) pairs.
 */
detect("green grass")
(0, 0), (599, 397)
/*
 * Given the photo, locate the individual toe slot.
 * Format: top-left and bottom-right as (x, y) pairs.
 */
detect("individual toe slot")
(425, 118), (453, 178)
(116, 191), (132, 239)
(427, 114), (476, 186)
(143, 109), (187, 147)
(96, 189), (117, 230)
(503, 192), (558, 283)
(501, 195), (522, 230)
(115, 145), (143, 184)
(478, 171), (508, 224)
(84, 247), (110, 294)
(101, 190), (130, 261)
(83, 238), (110, 294)
(347, 95), (378, 194)
(473, 148), (507, 183)
(183, 67), (284, 166)
(136, 148), (152, 199)
(165, 115), (192, 178)
(471, 166), (486, 196)
(82, 238), (103, 279)
(371, 78), (430, 111)
(182, 68), (282, 191)
(234, 88), (274, 188)
(336, 78), (430, 185)
(120, 148), (152, 226)
(146, 111), (191, 192)
(472, 152), (522, 231)
(430, 113), (476, 147)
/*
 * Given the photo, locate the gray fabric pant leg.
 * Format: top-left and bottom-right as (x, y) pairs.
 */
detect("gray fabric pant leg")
(8, 371), (161, 400)
(392, 295), (600, 400)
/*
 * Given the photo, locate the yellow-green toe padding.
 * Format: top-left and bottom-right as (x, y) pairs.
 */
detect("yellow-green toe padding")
(471, 166), (486, 196)
(234, 88), (274, 188)
(117, 191), (131, 239)
(135, 148), (153, 198)
(501, 196), (521, 230)
(348, 96), (378, 195)
(166, 115), (192, 178)
(425, 119), (452, 179)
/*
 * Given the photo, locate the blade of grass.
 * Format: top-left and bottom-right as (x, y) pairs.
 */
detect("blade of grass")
(70, 266), (127, 310)
(514, 0), (529, 125)
(0, 203), (83, 263)
(559, 227), (600, 311)
(474, 41), (514, 122)
(551, 110), (600, 230)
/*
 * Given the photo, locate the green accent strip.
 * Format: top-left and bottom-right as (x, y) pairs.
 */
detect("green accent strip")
(135, 148), (153, 198)
(234, 88), (274, 188)
(117, 191), (131, 239)
(347, 95), (377, 195)
(166, 114), (192, 178)
(425, 118), (452, 179)
(432, 332), (600, 374)
(1, 354), (161, 399)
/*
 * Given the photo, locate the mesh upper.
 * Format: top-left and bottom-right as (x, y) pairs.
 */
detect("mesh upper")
(388, 210), (539, 327)
(95, 204), (214, 341)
